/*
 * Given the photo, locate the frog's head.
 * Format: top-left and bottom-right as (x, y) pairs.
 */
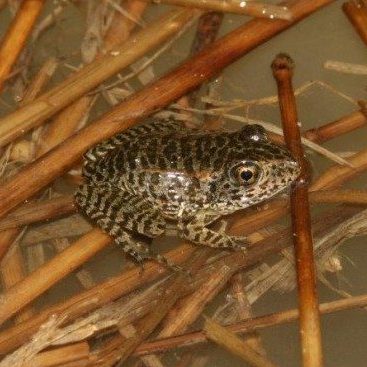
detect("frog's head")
(213, 125), (301, 209)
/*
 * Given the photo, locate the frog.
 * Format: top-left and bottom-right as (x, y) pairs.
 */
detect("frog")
(74, 118), (300, 270)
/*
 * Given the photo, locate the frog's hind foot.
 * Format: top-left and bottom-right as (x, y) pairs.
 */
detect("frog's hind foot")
(105, 227), (183, 274)
(127, 247), (185, 274)
(154, 253), (189, 274)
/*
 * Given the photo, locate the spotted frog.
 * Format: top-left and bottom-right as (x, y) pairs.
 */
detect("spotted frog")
(75, 119), (300, 269)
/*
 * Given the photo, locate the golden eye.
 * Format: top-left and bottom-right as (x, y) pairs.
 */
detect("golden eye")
(236, 164), (260, 185)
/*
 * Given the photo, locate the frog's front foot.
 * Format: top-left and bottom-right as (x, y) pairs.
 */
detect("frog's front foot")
(154, 253), (189, 274)
(216, 220), (248, 252)
(178, 220), (248, 252)
(227, 234), (248, 253)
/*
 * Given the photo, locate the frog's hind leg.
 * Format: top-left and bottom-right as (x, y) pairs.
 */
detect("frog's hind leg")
(75, 185), (166, 236)
(75, 185), (181, 271)
(178, 216), (248, 251)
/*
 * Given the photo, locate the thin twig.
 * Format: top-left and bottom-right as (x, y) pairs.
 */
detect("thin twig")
(324, 60), (367, 75)
(203, 317), (278, 367)
(135, 291), (367, 355)
(272, 53), (323, 367)
(304, 109), (367, 144)
(230, 273), (267, 356)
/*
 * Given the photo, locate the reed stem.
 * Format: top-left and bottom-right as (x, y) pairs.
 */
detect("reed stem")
(0, 0), (45, 92)
(272, 53), (323, 367)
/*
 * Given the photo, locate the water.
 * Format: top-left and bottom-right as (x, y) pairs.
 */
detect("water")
(0, 1), (367, 366)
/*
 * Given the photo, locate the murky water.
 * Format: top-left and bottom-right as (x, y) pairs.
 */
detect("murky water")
(0, 1), (366, 366)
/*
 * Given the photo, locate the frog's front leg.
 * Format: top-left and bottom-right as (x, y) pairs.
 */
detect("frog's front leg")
(178, 215), (248, 251)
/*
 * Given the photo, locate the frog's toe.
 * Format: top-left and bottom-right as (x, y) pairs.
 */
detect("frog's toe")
(229, 235), (249, 252)
(154, 253), (187, 274)
(217, 219), (229, 234)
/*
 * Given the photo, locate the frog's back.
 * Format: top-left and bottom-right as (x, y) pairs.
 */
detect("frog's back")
(92, 130), (230, 209)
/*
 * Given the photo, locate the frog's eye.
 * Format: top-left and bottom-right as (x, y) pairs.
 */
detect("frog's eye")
(236, 163), (260, 186)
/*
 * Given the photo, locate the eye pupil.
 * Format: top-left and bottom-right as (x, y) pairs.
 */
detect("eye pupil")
(240, 170), (253, 181)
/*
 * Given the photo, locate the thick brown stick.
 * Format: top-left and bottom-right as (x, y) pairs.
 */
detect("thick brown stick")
(0, 193), (75, 233)
(0, 0), (45, 93)
(135, 292), (367, 356)
(0, 229), (112, 326)
(0, 8), (196, 149)
(272, 54), (323, 367)
(343, 0), (367, 45)
(268, 108), (367, 147)
(304, 109), (367, 144)
(0, 0), (335, 220)
(310, 147), (367, 191)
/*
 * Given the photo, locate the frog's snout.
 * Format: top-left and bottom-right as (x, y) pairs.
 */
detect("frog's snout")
(282, 158), (301, 183)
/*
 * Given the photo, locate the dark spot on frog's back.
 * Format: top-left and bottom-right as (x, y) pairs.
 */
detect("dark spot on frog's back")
(163, 140), (178, 156)
(139, 155), (149, 167)
(194, 141), (204, 161)
(147, 138), (158, 165)
(158, 157), (167, 169)
(256, 151), (274, 160)
(209, 181), (216, 194)
(183, 156), (194, 172)
(138, 172), (145, 186)
(230, 193), (243, 201)
(215, 134), (226, 148)
(212, 157), (224, 171)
